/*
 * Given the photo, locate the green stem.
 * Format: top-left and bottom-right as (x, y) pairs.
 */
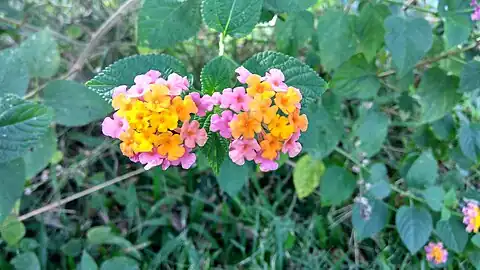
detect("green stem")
(384, 0), (437, 15)
(218, 33), (225, 56)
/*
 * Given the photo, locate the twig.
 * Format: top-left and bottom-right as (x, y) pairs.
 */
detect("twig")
(402, 0), (416, 11)
(384, 0), (437, 15)
(377, 39), (480, 78)
(18, 168), (145, 221)
(68, 0), (141, 79)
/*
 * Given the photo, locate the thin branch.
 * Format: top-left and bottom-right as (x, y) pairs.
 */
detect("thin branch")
(377, 39), (480, 78)
(67, 0), (141, 79)
(18, 168), (145, 221)
(384, 0), (437, 15)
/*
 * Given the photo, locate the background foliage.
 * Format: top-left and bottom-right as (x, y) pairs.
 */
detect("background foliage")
(1, 0), (480, 269)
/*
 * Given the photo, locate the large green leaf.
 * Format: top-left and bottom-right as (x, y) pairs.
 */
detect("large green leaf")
(405, 150), (438, 189)
(100, 257), (139, 270)
(0, 95), (53, 163)
(11, 252), (40, 270)
(352, 199), (388, 241)
(43, 80), (111, 127)
(0, 215), (26, 246)
(293, 155), (325, 199)
(202, 0), (263, 37)
(23, 128), (56, 179)
(435, 217), (468, 253)
(317, 11), (357, 71)
(137, 0), (202, 49)
(459, 123), (480, 161)
(86, 54), (188, 101)
(0, 159), (25, 223)
(421, 186), (444, 212)
(384, 16), (433, 78)
(200, 56), (238, 95)
(264, 0), (316, 12)
(243, 51), (326, 105)
(438, 0), (472, 48)
(366, 163), (391, 200)
(275, 11), (314, 55)
(356, 3), (390, 62)
(331, 54), (380, 99)
(320, 166), (356, 206)
(352, 109), (389, 158)
(0, 48), (29, 97)
(217, 159), (250, 197)
(300, 102), (343, 159)
(460, 61), (480, 93)
(80, 251), (98, 270)
(19, 29), (60, 78)
(395, 206), (433, 254)
(417, 68), (460, 123)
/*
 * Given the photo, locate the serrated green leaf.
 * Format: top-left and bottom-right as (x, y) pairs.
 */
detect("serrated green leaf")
(353, 109), (389, 158)
(0, 48), (29, 97)
(0, 159), (25, 223)
(460, 61), (480, 93)
(201, 56), (238, 95)
(395, 206), (433, 254)
(417, 68), (460, 123)
(436, 217), (468, 253)
(11, 252), (40, 270)
(43, 80), (111, 127)
(23, 128), (56, 179)
(80, 251), (98, 270)
(137, 0), (202, 49)
(293, 155), (325, 199)
(384, 16), (433, 78)
(438, 0), (472, 48)
(275, 11), (314, 55)
(406, 150), (438, 189)
(0, 95), (53, 163)
(0, 215), (25, 246)
(86, 54), (188, 101)
(356, 3), (391, 62)
(100, 257), (139, 270)
(264, 0), (316, 12)
(317, 11), (357, 71)
(19, 29), (60, 78)
(320, 166), (356, 206)
(300, 102), (343, 159)
(217, 158), (250, 197)
(421, 186), (444, 212)
(352, 199), (388, 241)
(202, 0), (263, 37)
(331, 54), (380, 99)
(367, 163), (391, 200)
(200, 114), (229, 174)
(243, 51), (326, 106)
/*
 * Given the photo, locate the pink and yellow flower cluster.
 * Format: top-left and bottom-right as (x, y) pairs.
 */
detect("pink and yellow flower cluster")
(209, 66), (308, 172)
(424, 242), (448, 265)
(101, 70), (214, 170)
(462, 201), (480, 233)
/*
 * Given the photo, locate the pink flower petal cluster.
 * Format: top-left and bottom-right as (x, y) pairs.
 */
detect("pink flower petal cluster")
(210, 110), (234, 138)
(472, 0), (480, 21)
(218, 87), (252, 112)
(189, 92), (214, 116)
(125, 70), (190, 98)
(265, 68), (288, 92)
(229, 139), (260, 165)
(102, 113), (129, 138)
(180, 120), (208, 149)
(138, 148), (197, 170)
(424, 242), (448, 265)
(462, 201), (480, 233)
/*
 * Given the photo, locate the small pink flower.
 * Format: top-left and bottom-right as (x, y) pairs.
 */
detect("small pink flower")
(171, 148), (197, 169)
(462, 201), (480, 233)
(229, 139), (260, 165)
(145, 70), (161, 81)
(166, 73), (189, 95)
(219, 88), (233, 109)
(181, 120), (208, 148)
(134, 74), (154, 86)
(254, 154), (279, 172)
(282, 132), (302, 158)
(222, 87), (251, 112)
(161, 159), (172, 170)
(112, 85), (127, 98)
(210, 110), (234, 138)
(235, 66), (252, 84)
(126, 84), (148, 98)
(211, 92), (222, 105)
(472, 7), (480, 21)
(425, 242), (448, 265)
(139, 150), (164, 170)
(265, 69), (288, 92)
(189, 92), (214, 117)
(102, 113), (128, 138)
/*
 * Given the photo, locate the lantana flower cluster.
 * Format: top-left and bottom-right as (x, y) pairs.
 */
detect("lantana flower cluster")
(424, 242), (448, 265)
(101, 70), (214, 170)
(472, 0), (480, 21)
(462, 200), (480, 233)
(209, 66), (308, 172)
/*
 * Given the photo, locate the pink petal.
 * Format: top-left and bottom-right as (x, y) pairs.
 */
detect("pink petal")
(235, 66), (252, 84)
(112, 85), (127, 98)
